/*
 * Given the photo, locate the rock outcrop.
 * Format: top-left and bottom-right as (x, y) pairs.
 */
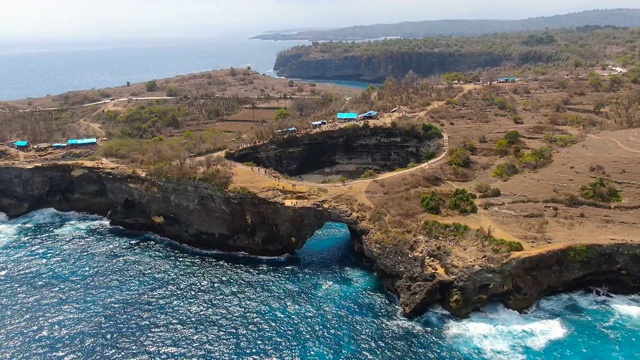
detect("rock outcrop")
(227, 127), (439, 177)
(360, 238), (640, 318)
(0, 165), (350, 256)
(1, 164), (638, 319)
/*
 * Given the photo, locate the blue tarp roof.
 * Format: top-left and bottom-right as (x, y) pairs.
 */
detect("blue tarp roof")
(67, 138), (97, 145)
(337, 113), (358, 119)
(498, 77), (516, 81)
(14, 141), (30, 147)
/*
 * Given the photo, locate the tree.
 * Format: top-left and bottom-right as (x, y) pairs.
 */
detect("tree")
(485, 70), (498, 85)
(421, 192), (445, 215)
(448, 147), (472, 168)
(581, 178), (622, 202)
(443, 72), (464, 84)
(421, 123), (443, 140)
(449, 188), (478, 214)
(274, 108), (290, 121)
(612, 91), (640, 128)
(145, 80), (158, 92)
(166, 86), (178, 97)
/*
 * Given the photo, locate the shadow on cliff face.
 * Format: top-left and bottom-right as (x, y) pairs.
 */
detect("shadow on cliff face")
(226, 126), (440, 180)
(114, 221), (362, 270)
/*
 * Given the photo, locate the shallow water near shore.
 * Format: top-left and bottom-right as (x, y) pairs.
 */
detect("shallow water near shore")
(0, 209), (638, 359)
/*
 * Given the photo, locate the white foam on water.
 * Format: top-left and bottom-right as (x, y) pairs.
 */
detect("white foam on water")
(0, 212), (8, 222)
(611, 304), (640, 318)
(444, 304), (568, 360)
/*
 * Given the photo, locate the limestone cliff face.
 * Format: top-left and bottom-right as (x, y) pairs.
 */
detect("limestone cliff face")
(0, 165), (344, 256)
(274, 52), (507, 82)
(442, 244), (640, 317)
(227, 127), (439, 176)
(359, 238), (640, 318)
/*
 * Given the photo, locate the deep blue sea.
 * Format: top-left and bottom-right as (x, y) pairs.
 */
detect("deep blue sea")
(0, 36), (369, 100)
(0, 209), (638, 359)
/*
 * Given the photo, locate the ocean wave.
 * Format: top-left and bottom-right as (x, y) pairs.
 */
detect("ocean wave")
(444, 303), (568, 360)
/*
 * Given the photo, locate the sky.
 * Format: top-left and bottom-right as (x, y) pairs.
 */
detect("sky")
(1, 0), (639, 40)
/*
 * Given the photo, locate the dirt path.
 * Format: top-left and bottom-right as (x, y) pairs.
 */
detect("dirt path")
(588, 134), (640, 154)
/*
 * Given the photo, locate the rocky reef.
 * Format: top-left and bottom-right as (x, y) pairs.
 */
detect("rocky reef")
(226, 126), (439, 177)
(0, 165), (352, 256)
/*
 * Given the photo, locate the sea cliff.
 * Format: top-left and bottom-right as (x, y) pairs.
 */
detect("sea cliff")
(0, 165), (352, 256)
(0, 164), (638, 318)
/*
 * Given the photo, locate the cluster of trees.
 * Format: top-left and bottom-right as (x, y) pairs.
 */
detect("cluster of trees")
(580, 177), (622, 202)
(493, 146), (554, 179)
(420, 188), (478, 215)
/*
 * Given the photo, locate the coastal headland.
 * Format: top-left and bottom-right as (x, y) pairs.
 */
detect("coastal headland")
(2, 35), (640, 318)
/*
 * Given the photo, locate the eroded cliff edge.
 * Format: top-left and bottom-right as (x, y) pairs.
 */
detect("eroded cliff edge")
(0, 164), (638, 318)
(0, 164), (358, 256)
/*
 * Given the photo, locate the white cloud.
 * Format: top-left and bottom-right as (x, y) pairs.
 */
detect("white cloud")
(0, 0), (638, 40)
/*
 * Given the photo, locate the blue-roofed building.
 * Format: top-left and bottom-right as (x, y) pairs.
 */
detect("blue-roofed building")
(67, 138), (98, 146)
(498, 77), (517, 83)
(337, 113), (358, 122)
(14, 141), (30, 148)
(51, 143), (67, 149)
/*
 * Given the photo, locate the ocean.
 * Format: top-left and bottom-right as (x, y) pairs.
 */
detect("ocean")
(0, 209), (638, 359)
(0, 36), (370, 101)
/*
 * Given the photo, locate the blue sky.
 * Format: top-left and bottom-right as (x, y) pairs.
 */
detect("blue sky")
(1, 0), (639, 40)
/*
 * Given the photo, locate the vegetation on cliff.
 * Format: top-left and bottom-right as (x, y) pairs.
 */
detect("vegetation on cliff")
(275, 26), (640, 81)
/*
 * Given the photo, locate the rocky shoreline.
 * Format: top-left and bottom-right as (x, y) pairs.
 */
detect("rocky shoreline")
(1, 164), (638, 318)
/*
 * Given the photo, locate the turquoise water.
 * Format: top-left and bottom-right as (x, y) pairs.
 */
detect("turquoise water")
(0, 209), (638, 359)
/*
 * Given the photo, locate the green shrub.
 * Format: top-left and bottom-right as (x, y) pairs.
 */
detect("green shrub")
(421, 192), (445, 215)
(475, 182), (492, 194)
(495, 139), (512, 156)
(449, 188), (478, 214)
(518, 146), (553, 170)
(568, 245), (598, 262)
(423, 150), (438, 162)
(166, 86), (179, 97)
(512, 115), (524, 124)
(504, 131), (521, 145)
(448, 147), (472, 168)
(543, 133), (580, 147)
(580, 178), (623, 202)
(423, 220), (471, 239)
(479, 187), (502, 198)
(493, 162), (520, 179)
(243, 162), (258, 167)
(145, 80), (158, 92)
(475, 227), (524, 253)
(361, 170), (378, 179)
(421, 123), (443, 140)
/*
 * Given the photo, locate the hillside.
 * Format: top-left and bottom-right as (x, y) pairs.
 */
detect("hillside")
(254, 9), (640, 41)
(274, 26), (640, 82)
